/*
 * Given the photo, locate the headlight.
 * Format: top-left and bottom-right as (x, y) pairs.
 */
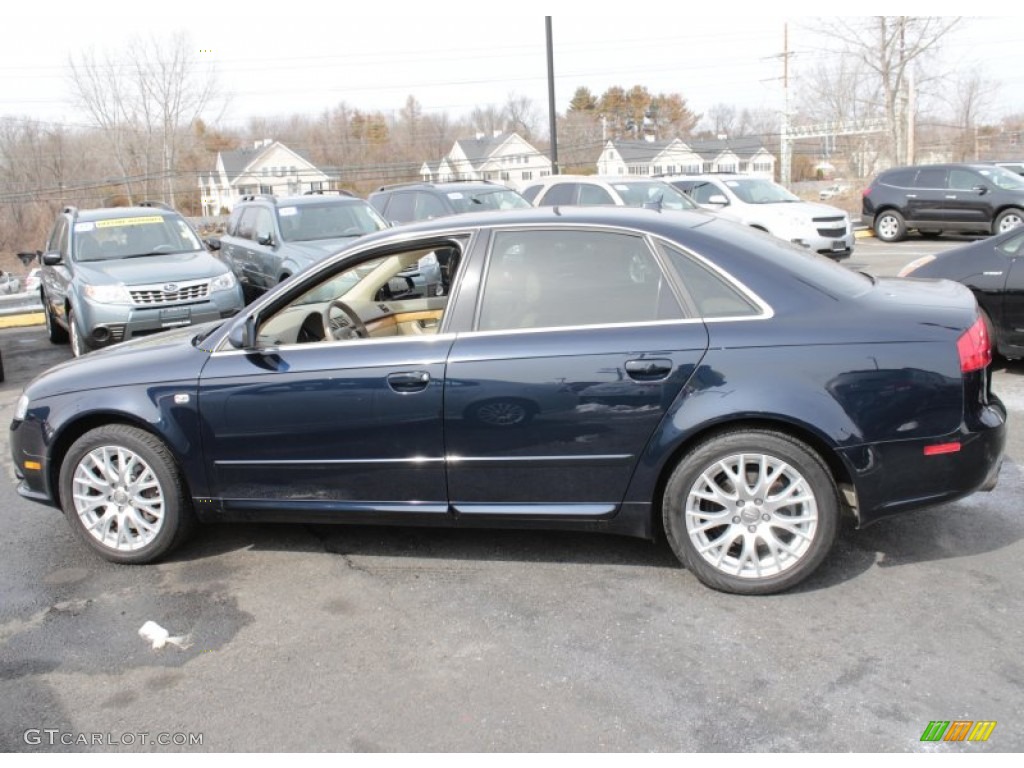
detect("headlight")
(83, 284), (132, 304)
(210, 271), (237, 292)
(14, 394), (29, 421)
(898, 255), (936, 277)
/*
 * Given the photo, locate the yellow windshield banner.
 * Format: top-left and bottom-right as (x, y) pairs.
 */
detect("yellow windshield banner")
(95, 216), (165, 228)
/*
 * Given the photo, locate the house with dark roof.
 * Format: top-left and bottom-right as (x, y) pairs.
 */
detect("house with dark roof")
(420, 132), (552, 190)
(597, 138), (776, 179)
(200, 140), (339, 215)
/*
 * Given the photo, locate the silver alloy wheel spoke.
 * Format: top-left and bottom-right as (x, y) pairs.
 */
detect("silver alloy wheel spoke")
(72, 444), (165, 552)
(685, 452), (819, 580)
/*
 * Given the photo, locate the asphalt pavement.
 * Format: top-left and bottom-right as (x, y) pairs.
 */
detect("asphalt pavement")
(0, 240), (1021, 752)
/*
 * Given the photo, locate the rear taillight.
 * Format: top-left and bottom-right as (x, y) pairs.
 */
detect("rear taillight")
(862, 187), (871, 198)
(957, 316), (992, 373)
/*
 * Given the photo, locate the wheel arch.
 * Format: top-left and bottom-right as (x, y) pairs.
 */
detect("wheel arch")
(644, 416), (857, 542)
(46, 412), (193, 512)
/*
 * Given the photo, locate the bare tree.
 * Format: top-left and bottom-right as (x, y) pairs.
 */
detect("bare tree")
(945, 68), (997, 162)
(68, 32), (220, 207)
(823, 16), (961, 165)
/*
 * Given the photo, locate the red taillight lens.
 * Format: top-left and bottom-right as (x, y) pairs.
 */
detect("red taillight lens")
(957, 316), (992, 373)
(862, 187), (872, 198)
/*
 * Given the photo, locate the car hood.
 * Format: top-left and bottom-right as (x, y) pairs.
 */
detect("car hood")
(72, 251), (230, 286)
(746, 201), (849, 220)
(281, 237), (366, 263)
(22, 322), (215, 402)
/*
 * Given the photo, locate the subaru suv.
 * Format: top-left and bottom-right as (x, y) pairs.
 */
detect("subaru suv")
(663, 174), (855, 260)
(39, 203), (244, 357)
(862, 163), (1024, 242)
(212, 191), (390, 298)
(368, 181), (531, 223)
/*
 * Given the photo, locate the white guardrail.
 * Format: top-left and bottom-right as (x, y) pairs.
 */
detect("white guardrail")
(0, 292), (43, 317)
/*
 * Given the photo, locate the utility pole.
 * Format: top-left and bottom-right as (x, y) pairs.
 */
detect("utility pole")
(780, 23), (792, 186)
(545, 17), (559, 176)
(907, 69), (915, 164)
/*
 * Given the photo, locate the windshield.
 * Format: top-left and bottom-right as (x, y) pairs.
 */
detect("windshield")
(279, 201), (388, 242)
(447, 189), (531, 214)
(612, 182), (698, 210)
(976, 166), (1024, 191)
(74, 215), (202, 261)
(724, 179), (801, 204)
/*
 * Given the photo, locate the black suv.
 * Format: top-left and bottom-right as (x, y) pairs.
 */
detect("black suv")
(368, 181), (531, 223)
(862, 163), (1024, 242)
(211, 191), (389, 298)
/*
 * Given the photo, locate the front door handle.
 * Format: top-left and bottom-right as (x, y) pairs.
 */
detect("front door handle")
(387, 371), (430, 393)
(625, 359), (672, 381)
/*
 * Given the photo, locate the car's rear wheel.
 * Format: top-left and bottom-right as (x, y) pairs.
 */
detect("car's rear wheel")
(44, 294), (69, 344)
(994, 208), (1024, 235)
(662, 429), (840, 595)
(59, 425), (195, 564)
(874, 211), (906, 243)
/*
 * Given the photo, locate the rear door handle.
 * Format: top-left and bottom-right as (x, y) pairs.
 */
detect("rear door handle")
(387, 371), (431, 393)
(625, 359), (672, 381)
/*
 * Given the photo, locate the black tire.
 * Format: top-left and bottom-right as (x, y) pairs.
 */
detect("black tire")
(44, 293), (69, 344)
(873, 210), (906, 243)
(662, 429), (840, 595)
(67, 308), (93, 357)
(59, 425), (196, 564)
(993, 208), (1024, 235)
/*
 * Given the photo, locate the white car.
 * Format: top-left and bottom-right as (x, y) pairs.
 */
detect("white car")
(23, 267), (41, 294)
(521, 175), (705, 213)
(663, 174), (855, 261)
(819, 182), (850, 200)
(0, 271), (22, 295)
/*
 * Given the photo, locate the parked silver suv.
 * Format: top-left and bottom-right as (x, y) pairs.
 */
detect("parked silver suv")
(664, 174), (855, 260)
(39, 203), (244, 356)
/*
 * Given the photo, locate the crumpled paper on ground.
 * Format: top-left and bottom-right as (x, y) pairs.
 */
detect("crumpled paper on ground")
(138, 620), (192, 650)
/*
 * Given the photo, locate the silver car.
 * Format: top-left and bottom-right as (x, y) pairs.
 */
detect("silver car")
(40, 204), (244, 357)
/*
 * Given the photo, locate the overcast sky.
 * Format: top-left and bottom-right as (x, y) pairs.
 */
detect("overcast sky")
(2, 5), (1020, 132)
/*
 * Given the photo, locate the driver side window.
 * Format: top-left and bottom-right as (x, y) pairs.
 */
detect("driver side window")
(254, 241), (464, 348)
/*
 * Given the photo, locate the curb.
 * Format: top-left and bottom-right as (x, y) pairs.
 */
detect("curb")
(855, 228), (875, 240)
(0, 313), (44, 329)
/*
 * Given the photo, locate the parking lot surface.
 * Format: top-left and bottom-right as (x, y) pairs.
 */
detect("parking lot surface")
(1, 237), (1021, 751)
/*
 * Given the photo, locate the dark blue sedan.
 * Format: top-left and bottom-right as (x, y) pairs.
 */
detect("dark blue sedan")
(9, 207), (1006, 594)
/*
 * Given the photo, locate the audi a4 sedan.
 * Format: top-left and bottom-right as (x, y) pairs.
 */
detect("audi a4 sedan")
(10, 207), (1006, 594)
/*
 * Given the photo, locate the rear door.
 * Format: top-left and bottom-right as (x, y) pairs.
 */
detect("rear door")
(443, 227), (708, 520)
(905, 166), (950, 224)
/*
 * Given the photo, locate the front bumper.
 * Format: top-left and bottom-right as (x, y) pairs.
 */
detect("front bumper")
(77, 292), (243, 349)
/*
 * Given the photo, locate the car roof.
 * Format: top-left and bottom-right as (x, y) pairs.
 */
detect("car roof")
(374, 181), (519, 194)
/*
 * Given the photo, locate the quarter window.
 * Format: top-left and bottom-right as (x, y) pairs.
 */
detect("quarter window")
(661, 244), (760, 318)
(477, 230), (683, 331)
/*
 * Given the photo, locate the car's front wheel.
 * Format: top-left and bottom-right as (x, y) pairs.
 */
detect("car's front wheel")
(873, 211), (906, 243)
(68, 308), (93, 357)
(662, 429), (840, 595)
(59, 425), (195, 563)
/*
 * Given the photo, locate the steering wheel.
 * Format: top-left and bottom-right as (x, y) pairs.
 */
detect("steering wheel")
(322, 299), (368, 341)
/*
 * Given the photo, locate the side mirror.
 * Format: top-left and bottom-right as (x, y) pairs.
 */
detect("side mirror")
(227, 314), (257, 350)
(707, 194), (729, 206)
(205, 237), (221, 251)
(257, 233), (274, 247)
(41, 251), (62, 266)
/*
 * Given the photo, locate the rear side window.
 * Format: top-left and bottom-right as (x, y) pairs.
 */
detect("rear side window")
(386, 192), (417, 223)
(879, 169), (915, 187)
(660, 244), (761, 318)
(237, 207), (259, 240)
(538, 183), (577, 206)
(914, 168), (948, 188)
(477, 230), (682, 331)
(578, 184), (615, 204)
